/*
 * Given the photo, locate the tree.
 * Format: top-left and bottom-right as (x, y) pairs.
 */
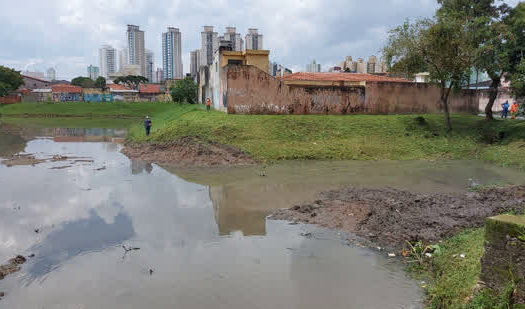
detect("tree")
(170, 78), (198, 104)
(511, 59), (525, 99)
(383, 16), (474, 131)
(0, 66), (24, 97)
(95, 76), (107, 91)
(114, 75), (148, 90)
(71, 76), (95, 88)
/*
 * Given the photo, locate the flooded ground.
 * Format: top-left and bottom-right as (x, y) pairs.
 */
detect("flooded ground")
(1, 123), (525, 308)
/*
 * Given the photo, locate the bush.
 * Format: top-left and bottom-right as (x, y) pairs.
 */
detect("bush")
(170, 78), (198, 104)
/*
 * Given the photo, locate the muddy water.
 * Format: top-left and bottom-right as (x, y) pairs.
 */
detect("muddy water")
(1, 125), (524, 308)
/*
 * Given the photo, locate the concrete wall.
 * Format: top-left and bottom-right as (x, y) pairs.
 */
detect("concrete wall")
(224, 65), (479, 115)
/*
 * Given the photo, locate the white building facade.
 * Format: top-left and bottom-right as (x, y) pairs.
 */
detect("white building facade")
(306, 60), (321, 73)
(162, 27), (183, 80)
(99, 45), (117, 78)
(245, 28), (263, 50)
(200, 26), (219, 67)
(87, 65), (99, 80)
(146, 50), (154, 82)
(126, 25), (146, 76)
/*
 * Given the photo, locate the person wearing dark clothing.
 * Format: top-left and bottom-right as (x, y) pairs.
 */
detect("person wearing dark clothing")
(502, 101), (510, 119)
(144, 116), (152, 136)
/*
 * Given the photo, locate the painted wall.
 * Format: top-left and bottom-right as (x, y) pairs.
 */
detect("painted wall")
(224, 65), (479, 115)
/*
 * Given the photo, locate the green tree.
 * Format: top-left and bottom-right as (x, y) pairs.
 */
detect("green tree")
(71, 76), (95, 88)
(511, 59), (525, 99)
(383, 16), (474, 131)
(95, 76), (107, 91)
(0, 66), (24, 97)
(170, 78), (198, 104)
(114, 75), (148, 90)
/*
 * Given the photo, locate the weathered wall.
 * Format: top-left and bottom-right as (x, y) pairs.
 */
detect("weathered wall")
(224, 65), (479, 115)
(477, 88), (515, 113)
(0, 95), (21, 104)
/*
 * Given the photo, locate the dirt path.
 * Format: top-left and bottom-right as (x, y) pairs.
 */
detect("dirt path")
(270, 186), (525, 248)
(122, 137), (255, 167)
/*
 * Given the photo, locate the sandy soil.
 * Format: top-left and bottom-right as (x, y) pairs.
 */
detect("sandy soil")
(122, 137), (255, 167)
(270, 186), (525, 248)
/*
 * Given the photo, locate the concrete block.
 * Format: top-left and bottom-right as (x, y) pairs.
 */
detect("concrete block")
(481, 214), (525, 304)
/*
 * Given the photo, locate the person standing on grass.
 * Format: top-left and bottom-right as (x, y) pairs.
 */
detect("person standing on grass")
(144, 116), (152, 136)
(510, 102), (519, 119)
(501, 101), (510, 119)
(206, 98), (211, 111)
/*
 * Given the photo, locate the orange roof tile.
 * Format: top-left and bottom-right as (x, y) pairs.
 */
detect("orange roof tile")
(108, 84), (133, 91)
(51, 84), (82, 93)
(139, 84), (161, 94)
(280, 72), (411, 83)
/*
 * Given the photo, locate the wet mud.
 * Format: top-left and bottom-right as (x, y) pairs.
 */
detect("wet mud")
(271, 185), (525, 248)
(122, 136), (255, 167)
(1, 154), (93, 168)
(0, 256), (27, 280)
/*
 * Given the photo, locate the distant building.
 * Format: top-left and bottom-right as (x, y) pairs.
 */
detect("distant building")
(356, 58), (366, 74)
(20, 74), (50, 90)
(127, 25), (146, 77)
(268, 61), (278, 76)
(367, 56), (377, 73)
(23, 71), (45, 80)
(146, 50), (154, 82)
(162, 27), (183, 80)
(415, 72), (430, 83)
(306, 60), (321, 73)
(87, 65), (100, 80)
(245, 28), (263, 50)
(200, 26), (219, 67)
(99, 45), (117, 78)
(46, 68), (56, 81)
(190, 49), (200, 79)
(219, 27), (243, 52)
(119, 48), (129, 72)
(156, 68), (164, 83)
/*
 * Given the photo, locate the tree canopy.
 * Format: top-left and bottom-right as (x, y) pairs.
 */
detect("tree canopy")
(71, 76), (95, 88)
(95, 76), (107, 91)
(170, 78), (198, 104)
(0, 66), (24, 97)
(114, 75), (148, 90)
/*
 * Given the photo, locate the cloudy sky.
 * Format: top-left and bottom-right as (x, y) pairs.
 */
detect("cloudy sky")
(0, 0), (520, 80)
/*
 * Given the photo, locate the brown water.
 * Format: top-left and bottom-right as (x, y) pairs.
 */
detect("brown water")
(1, 123), (524, 308)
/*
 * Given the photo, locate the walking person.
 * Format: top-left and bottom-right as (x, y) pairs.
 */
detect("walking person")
(501, 101), (510, 119)
(510, 101), (519, 119)
(144, 116), (152, 136)
(206, 98), (211, 111)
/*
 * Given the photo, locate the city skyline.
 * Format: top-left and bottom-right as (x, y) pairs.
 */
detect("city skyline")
(4, 0), (520, 80)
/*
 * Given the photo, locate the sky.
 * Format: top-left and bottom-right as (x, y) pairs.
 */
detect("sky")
(0, 0), (521, 80)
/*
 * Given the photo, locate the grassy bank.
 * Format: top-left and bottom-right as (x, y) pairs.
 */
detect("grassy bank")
(127, 104), (525, 168)
(0, 102), (175, 118)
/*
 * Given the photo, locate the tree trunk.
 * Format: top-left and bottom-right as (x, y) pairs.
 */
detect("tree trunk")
(440, 83), (453, 132)
(484, 78), (501, 121)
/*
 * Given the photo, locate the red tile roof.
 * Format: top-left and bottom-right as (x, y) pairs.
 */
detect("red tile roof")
(108, 84), (133, 91)
(51, 84), (82, 93)
(139, 84), (161, 94)
(280, 72), (411, 83)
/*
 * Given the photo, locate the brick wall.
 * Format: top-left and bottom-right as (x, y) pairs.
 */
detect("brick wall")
(224, 65), (479, 114)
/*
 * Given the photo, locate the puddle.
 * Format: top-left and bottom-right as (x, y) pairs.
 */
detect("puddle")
(1, 124), (524, 308)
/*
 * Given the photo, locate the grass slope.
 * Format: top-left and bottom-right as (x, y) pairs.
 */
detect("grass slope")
(128, 104), (525, 168)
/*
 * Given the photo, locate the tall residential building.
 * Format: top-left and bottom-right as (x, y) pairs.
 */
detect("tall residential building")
(356, 58), (366, 74)
(219, 27), (243, 52)
(119, 48), (129, 72)
(245, 28), (263, 50)
(190, 49), (200, 79)
(162, 27), (183, 80)
(306, 60), (321, 72)
(146, 50), (154, 82)
(156, 68), (164, 83)
(46, 68), (56, 81)
(99, 45), (117, 78)
(126, 25), (146, 76)
(200, 26), (219, 67)
(367, 55), (378, 74)
(87, 65), (100, 80)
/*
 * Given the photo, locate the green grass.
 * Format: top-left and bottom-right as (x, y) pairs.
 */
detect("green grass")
(0, 101), (175, 118)
(0, 117), (138, 129)
(127, 104), (525, 168)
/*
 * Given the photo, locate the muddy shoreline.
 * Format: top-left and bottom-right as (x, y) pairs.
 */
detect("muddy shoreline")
(270, 185), (525, 249)
(122, 136), (255, 167)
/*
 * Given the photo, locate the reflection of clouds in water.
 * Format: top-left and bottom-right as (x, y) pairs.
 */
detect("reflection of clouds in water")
(26, 209), (134, 280)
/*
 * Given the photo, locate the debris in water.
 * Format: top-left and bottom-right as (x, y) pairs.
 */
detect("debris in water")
(388, 253), (396, 257)
(0, 291), (4, 298)
(49, 165), (72, 170)
(300, 232), (313, 238)
(122, 245), (140, 253)
(0, 255), (27, 280)
(149, 269), (154, 275)
(94, 166), (106, 171)
(34, 229), (39, 233)
(28, 254), (35, 258)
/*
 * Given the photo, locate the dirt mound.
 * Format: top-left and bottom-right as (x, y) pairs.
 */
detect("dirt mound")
(270, 186), (525, 247)
(122, 137), (255, 167)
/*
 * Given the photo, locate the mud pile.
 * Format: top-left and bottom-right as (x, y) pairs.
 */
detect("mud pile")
(271, 186), (525, 247)
(122, 137), (255, 167)
(0, 255), (27, 280)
